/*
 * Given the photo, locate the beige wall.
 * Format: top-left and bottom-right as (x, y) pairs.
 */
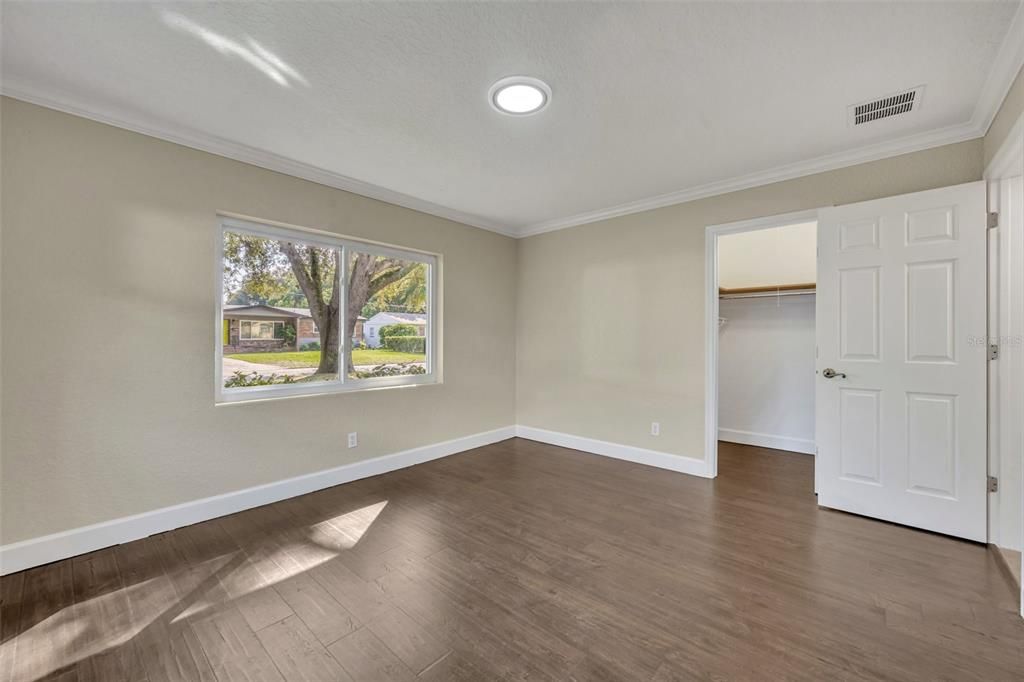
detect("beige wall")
(718, 221), (817, 289)
(0, 97), (517, 544)
(4, 65), (1023, 547)
(985, 65), (1024, 169)
(516, 140), (984, 460)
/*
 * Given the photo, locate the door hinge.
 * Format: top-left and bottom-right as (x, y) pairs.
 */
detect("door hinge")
(989, 343), (999, 361)
(988, 212), (999, 229)
(988, 476), (999, 493)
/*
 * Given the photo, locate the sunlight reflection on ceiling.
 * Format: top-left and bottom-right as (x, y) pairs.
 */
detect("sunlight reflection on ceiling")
(161, 11), (309, 88)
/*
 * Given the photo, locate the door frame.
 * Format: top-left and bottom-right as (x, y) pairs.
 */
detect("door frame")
(984, 108), (1024, 616)
(704, 208), (820, 478)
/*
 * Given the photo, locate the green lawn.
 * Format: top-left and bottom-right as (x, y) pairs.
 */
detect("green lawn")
(226, 349), (425, 368)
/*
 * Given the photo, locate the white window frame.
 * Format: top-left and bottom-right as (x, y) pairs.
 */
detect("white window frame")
(239, 320), (285, 341)
(216, 215), (440, 403)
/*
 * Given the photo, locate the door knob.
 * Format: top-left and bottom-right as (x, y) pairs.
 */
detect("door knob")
(822, 368), (846, 379)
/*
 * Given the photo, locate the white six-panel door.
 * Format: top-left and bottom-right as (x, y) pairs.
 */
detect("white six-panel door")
(816, 182), (987, 541)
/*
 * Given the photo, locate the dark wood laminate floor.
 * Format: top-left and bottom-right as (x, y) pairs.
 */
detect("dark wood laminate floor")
(2, 438), (1022, 681)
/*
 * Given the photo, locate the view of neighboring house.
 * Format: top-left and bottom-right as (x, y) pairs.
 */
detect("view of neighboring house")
(362, 312), (427, 347)
(222, 304), (365, 352)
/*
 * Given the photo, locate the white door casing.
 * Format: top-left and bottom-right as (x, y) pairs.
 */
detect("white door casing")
(994, 174), (1024, 553)
(816, 181), (987, 541)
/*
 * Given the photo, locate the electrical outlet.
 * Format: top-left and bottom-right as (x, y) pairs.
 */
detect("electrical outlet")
(347, 432), (358, 448)
(651, 422), (660, 436)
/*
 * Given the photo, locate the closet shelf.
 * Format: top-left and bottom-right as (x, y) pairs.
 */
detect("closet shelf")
(719, 283), (816, 299)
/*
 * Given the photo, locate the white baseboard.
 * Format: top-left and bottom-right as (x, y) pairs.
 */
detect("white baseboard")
(718, 427), (815, 455)
(515, 425), (711, 478)
(2, 425), (710, 574)
(0, 426), (515, 576)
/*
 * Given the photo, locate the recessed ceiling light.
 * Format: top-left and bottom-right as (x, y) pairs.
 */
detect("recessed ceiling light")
(489, 76), (551, 116)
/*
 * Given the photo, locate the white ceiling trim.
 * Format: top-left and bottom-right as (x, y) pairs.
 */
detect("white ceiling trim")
(985, 109), (1024, 179)
(519, 0), (1024, 238)
(2, 80), (986, 240)
(0, 80), (520, 238)
(2, 0), (1021, 240)
(518, 119), (983, 237)
(971, 0), (1024, 135)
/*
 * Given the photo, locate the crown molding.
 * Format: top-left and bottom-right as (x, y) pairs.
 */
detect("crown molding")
(517, 119), (984, 237)
(985, 109), (1024, 180)
(518, 0), (1024, 238)
(972, 0), (1024, 135)
(5, 0), (1022, 242)
(0, 81), (520, 238)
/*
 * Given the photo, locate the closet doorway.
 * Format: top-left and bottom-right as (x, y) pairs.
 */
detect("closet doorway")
(704, 210), (818, 483)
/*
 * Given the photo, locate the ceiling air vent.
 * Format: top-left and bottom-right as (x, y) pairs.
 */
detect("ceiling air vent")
(848, 86), (925, 126)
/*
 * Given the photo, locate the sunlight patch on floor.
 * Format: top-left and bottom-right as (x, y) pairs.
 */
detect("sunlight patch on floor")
(309, 500), (389, 551)
(0, 575), (174, 682)
(3, 501), (389, 680)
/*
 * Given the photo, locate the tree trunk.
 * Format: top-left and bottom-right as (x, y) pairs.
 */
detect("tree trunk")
(345, 254), (375, 375)
(283, 244), (341, 376)
(317, 262), (342, 376)
(316, 305), (340, 375)
(284, 247), (417, 378)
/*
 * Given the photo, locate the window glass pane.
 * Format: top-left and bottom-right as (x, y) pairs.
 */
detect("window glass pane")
(347, 251), (429, 380)
(222, 231), (339, 390)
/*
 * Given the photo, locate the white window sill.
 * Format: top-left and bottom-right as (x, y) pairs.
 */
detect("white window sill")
(216, 373), (439, 405)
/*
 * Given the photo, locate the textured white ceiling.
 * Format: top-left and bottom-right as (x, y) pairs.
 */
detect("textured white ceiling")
(3, 1), (1022, 236)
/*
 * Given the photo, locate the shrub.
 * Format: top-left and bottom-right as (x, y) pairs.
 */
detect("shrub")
(300, 341), (321, 351)
(379, 324), (417, 340)
(280, 324), (296, 345)
(383, 335), (426, 353)
(353, 363), (427, 379)
(224, 371), (298, 388)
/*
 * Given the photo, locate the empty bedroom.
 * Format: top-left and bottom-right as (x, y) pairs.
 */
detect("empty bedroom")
(2, 1), (1024, 680)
